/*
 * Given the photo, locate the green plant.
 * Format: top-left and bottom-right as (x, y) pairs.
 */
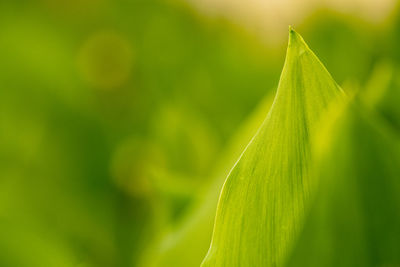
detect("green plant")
(201, 28), (400, 266)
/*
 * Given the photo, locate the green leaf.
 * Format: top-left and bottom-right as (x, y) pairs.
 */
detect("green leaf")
(285, 100), (400, 267)
(201, 27), (345, 267)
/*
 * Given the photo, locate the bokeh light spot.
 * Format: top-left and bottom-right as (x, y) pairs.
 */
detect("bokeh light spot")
(77, 30), (133, 90)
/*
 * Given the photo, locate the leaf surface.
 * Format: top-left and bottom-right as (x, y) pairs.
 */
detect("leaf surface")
(202, 28), (345, 267)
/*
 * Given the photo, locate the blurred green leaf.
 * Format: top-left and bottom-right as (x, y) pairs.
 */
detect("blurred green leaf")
(286, 99), (400, 267)
(201, 28), (345, 266)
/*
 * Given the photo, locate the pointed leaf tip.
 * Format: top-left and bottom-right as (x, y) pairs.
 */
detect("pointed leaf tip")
(287, 27), (308, 52)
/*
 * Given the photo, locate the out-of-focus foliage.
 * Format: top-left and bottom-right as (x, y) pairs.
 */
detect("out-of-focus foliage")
(0, 0), (400, 266)
(0, 1), (277, 266)
(140, 90), (274, 267)
(286, 99), (400, 266)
